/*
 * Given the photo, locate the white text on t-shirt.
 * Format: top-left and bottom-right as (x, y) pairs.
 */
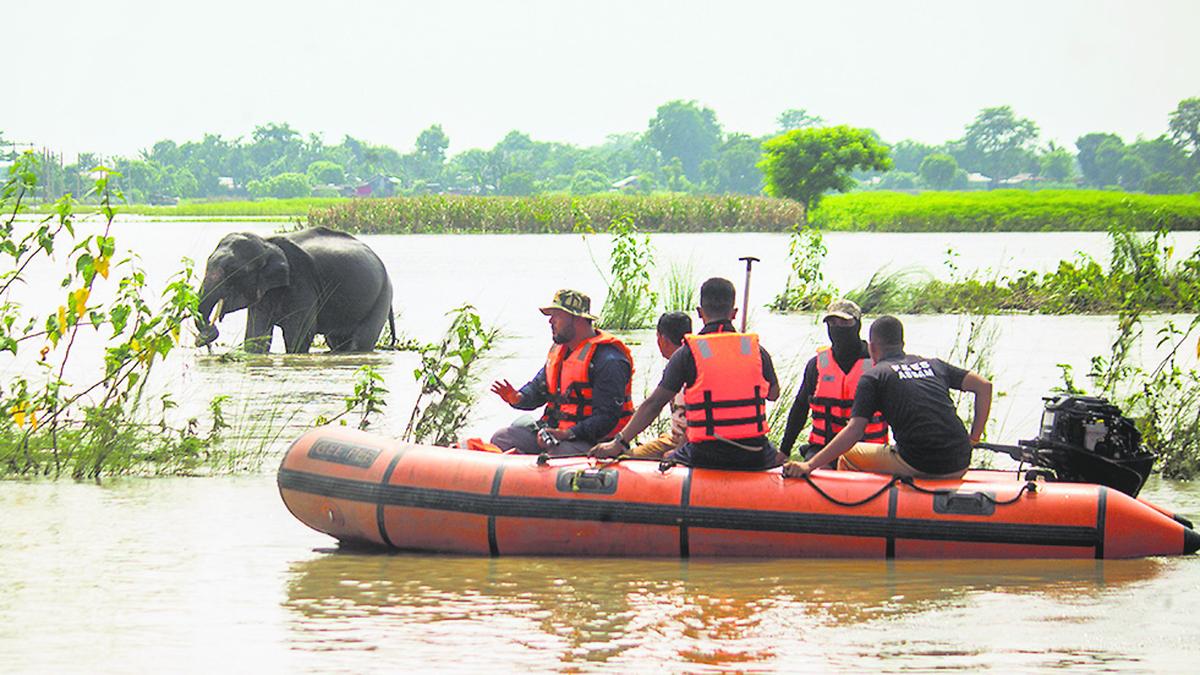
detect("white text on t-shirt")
(892, 360), (935, 380)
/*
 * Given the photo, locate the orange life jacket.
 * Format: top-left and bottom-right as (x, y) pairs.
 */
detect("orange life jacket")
(808, 346), (889, 446)
(543, 330), (634, 440)
(682, 331), (770, 443)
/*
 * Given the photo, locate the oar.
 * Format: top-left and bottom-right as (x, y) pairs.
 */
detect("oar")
(738, 256), (759, 332)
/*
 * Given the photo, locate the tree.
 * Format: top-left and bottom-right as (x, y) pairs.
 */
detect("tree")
(1130, 135), (1192, 180)
(699, 133), (764, 194)
(1038, 144), (1076, 182)
(249, 123), (305, 177)
(498, 172), (535, 196)
(265, 172), (312, 198)
(890, 140), (935, 174)
(1168, 97), (1200, 156)
(878, 171), (919, 190)
(1116, 155), (1148, 191)
(416, 124), (449, 162)
(776, 108), (824, 133)
(959, 106), (1039, 186)
(918, 153), (960, 189)
(569, 169), (611, 195)
(1092, 137), (1127, 187)
(645, 100), (722, 182)
(759, 126), (892, 220)
(306, 160), (345, 185)
(1141, 172), (1189, 194)
(1076, 133), (1123, 186)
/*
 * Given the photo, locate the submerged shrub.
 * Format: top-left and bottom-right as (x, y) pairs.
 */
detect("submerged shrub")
(402, 304), (499, 446)
(769, 224), (836, 312)
(0, 154), (239, 479)
(830, 225), (1200, 315)
(597, 215), (658, 330)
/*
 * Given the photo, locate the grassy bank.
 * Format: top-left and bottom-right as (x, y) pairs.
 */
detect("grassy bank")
(307, 194), (805, 233)
(812, 190), (1200, 232)
(92, 197), (341, 219)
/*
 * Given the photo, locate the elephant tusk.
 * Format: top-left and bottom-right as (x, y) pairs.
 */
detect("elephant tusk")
(208, 298), (225, 325)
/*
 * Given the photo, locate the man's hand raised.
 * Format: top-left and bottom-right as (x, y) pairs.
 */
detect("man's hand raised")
(490, 379), (521, 406)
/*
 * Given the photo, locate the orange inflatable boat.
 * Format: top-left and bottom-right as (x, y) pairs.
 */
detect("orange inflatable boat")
(278, 427), (1200, 559)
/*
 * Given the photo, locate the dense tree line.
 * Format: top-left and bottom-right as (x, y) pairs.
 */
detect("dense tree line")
(4, 98), (1198, 204)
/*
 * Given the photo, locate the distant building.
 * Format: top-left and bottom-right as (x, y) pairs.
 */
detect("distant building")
(346, 175), (401, 198)
(612, 175), (640, 191)
(1000, 172), (1043, 186)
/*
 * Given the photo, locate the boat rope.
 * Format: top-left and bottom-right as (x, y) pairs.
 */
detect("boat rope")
(800, 474), (903, 507)
(801, 474), (1040, 508)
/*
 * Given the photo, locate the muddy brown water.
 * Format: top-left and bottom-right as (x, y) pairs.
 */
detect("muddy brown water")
(1, 220), (1198, 671)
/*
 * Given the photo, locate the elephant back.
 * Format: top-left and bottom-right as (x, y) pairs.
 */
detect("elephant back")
(273, 228), (389, 322)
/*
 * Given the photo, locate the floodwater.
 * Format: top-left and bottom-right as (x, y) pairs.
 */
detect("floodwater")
(1, 218), (1198, 672)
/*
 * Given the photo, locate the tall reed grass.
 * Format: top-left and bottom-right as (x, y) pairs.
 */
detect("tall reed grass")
(309, 194), (804, 234)
(842, 225), (1200, 314)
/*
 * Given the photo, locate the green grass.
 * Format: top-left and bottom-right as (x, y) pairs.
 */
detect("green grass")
(23, 198), (345, 220)
(812, 190), (1200, 232)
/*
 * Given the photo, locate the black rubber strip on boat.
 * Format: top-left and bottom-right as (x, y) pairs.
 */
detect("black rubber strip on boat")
(886, 485), (898, 559)
(375, 449), (408, 549)
(1095, 487), (1107, 559)
(679, 467), (693, 558)
(488, 463), (507, 556)
(282, 469), (1102, 550)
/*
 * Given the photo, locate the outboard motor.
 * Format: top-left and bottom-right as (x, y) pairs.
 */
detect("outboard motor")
(1020, 395), (1155, 497)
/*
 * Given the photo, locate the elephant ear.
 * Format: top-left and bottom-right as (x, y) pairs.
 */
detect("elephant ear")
(265, 235), (322, 293)
(257, 241), (291, 293)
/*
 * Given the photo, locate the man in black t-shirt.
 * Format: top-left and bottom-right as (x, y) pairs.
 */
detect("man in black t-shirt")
(782, 315), (992, 479)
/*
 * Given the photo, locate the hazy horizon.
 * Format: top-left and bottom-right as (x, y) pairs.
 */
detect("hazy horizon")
(7, 0), (1199, 161)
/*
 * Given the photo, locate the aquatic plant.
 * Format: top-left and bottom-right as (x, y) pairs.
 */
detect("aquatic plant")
(597, 215), (658, 330)
(833, 225), (1200, 315)
(402, 304), (499, 446)
(767, 358), (804, 454)
(769, 224), (837, 312)
(844, 267), (928, 315)
(660, 259), (697, 313)
(0, 154), (236, 478)
(1054, 270), (1200, 478)
(315, 366), (390, 431)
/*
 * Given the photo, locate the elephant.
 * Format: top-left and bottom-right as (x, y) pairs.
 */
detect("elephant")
(195, 227), (395, 354)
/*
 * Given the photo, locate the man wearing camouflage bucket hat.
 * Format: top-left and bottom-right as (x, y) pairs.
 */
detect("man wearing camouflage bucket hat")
(778, 298), (890, 465)
(489, 289), (634, 456)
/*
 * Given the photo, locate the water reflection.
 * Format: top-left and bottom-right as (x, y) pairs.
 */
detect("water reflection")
(284, 551), (1164, 669)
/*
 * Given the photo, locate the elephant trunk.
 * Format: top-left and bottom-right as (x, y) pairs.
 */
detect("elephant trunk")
(195, 285), (224, 347)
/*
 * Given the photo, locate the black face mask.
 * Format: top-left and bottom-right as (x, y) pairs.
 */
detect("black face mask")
(827, 322), (862, 367)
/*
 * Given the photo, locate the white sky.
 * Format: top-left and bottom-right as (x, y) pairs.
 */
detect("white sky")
(5, 0), (1199, 161)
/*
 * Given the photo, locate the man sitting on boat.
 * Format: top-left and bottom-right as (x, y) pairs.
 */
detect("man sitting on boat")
(782, 315), (993, 479)
(628, 311), (693, 459)
(778, 298), (889, 466)
(489, 289), (634, 456)
(591, 277), (783, 469)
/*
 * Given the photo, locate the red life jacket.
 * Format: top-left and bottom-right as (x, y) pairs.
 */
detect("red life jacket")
(808, 346), (889, 446)
(682, 332), (770, 443)
(543, 330), (634, 440)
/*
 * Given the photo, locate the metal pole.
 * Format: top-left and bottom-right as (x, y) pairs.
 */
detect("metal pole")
(738, 256), (759, 332)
